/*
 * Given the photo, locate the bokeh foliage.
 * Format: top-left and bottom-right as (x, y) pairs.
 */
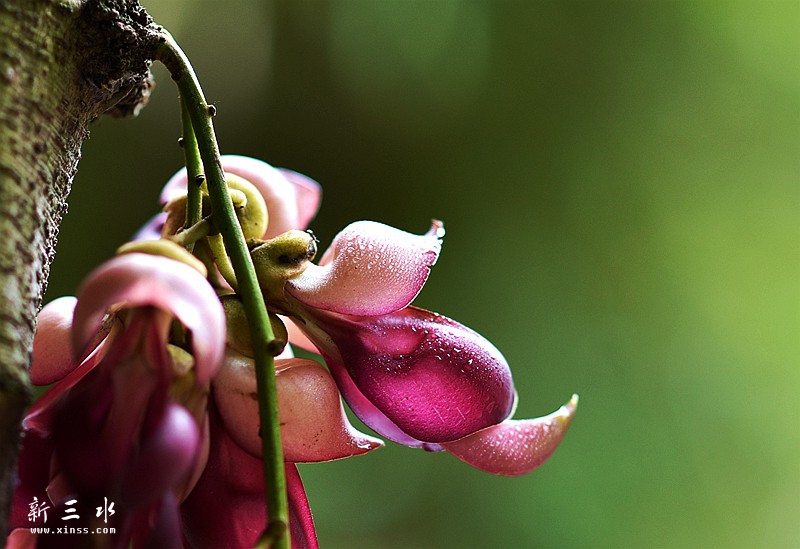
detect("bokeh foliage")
(46, 1), (798, 547)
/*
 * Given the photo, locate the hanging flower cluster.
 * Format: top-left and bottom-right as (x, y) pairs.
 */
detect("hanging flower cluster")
(7, 155), (576, 548)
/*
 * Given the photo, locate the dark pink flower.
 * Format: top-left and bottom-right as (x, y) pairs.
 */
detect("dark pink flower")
(182, 155), (578, 476)
(10, 253), (225, 546)
(281, 222), (577, 474)
(8, 252), (322, 547)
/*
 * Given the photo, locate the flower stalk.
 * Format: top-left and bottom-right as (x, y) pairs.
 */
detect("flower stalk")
(155, 30), (290, 549)
(180, 98), (204, 244)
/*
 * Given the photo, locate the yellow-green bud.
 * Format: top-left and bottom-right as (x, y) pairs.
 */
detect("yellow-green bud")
(225, 173), (268, 240)
(221, 294), (289, 357)
(167, 344), (209, 427)
(116, 239), (208, 277)
(250, 230), (317, 298)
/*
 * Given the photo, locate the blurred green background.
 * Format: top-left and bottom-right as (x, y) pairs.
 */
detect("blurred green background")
(45, 1), (798, 548)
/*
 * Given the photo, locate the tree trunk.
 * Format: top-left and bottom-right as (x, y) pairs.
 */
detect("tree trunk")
(0, 0), (155, 539)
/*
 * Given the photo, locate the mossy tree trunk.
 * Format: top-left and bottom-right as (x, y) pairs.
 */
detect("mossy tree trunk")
(0, 0), (156, 538)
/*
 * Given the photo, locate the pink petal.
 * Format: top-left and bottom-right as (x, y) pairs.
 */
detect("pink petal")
(287, 221), (444, 316)
(284, 317), (318, 354)
(213, 351), (382, 462)
(23, 319), (122, 434)
(159, 155), (321, 238)
(299, 306), (516, 445)
(6, 529), (36, 549)
(132, 212), (167, 241)
(30, 297), (78, 385)
(71, 253), (226, 383)
(278, 168), (322, 231)
(442, 394), (578, 476)
(181, 411), (319, 549)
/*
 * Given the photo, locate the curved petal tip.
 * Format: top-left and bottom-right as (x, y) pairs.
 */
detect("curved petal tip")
(72, 254), (226, 383)
(287, 220), (444, 316)
(30, 297), (78, 385)
(442, 394), (578, 476)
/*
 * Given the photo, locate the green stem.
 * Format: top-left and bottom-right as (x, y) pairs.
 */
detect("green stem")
(180, 99), (204, 249)
(169, 218), (211, 247)
(156, 30), (289, 549)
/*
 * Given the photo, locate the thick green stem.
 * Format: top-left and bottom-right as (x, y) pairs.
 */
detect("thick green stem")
(156, 30), (289, 549)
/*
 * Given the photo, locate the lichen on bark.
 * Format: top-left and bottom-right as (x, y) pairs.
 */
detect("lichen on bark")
(0, 0), (158, 538)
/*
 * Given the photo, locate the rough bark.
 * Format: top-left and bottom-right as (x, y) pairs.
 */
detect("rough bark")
(0, 0), (157, 539)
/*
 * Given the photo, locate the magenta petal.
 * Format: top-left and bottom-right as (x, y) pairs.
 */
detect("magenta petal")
(302, 306), (516, 444)
(9, 429), (54, 530)
(181, 412), (318, 549)
(24, 320), (121, 434)
(30, 297), (78, 385)
(213, 351), (382, 462)
(442, 394), (578, 476)
(287, 220), (444, 316)
(71, 253), (225, 383)
(135, 495), (183, 549)
(286, 463), (320, 549)
(120, 403), (200, 507)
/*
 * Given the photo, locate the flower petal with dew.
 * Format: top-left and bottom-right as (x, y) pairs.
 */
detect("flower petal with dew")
(213, 349), (382, 463)
(287, 220), (443, 316)
(293, 306), (516, 448)
(442, 394), (578, 476)
(71, 253), (226, 383)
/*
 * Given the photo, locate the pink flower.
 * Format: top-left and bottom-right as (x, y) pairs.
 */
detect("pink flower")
(280, 221), (578, 475)
(135, 154), (321, 242)
(9, 253), (225, 546)
(8, 253), (322, 548)
(181, 155), (578, 476)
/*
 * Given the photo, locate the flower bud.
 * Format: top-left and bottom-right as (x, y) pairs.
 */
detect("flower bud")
(226, 173), (269, 240)
(116, 239), (207, 277)
(221, 294), (288, 357)
(251, 230), (317, 299)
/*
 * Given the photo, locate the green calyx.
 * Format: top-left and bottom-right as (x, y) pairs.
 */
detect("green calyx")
(221, 294), (289, 357)
(250, 230), (317, 299)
